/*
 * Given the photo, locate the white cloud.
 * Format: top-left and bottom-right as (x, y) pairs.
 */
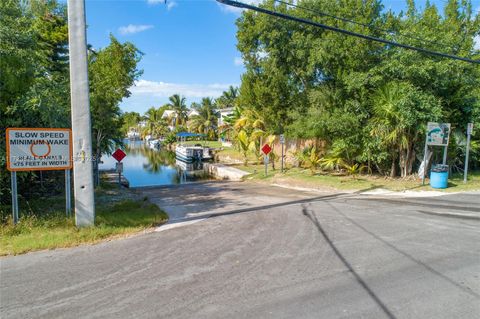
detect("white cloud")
(166, 1), (177, 10)
(474, 35), (480, 50)
(217, 0), (263, 14)
(147, 0), (177, 10)
(234, 57), (244, 66)
(130, 79), (235, 98)
(118, 24), (154, 35)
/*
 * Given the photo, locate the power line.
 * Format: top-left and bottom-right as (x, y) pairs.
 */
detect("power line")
(273, 0), (457, 51)
(217, 0), (480, 65)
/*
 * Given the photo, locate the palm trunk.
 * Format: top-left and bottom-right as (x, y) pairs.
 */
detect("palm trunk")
(390, 151), (397, 177)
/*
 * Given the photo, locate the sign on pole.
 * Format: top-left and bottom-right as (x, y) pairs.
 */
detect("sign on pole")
(261, 144), (272, 156)
(427, 122), (451, 165)
(112, 148), (126, 162)
(421, 122), (451, 184)
(6, 128), (73, 223)
(6, 128), (72, 171)
(261, 144), (272, 177)
(112, 149), (126, 187)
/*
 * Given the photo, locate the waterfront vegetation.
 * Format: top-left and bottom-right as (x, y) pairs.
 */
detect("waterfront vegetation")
(1, 0), (480, 227)
(0, 181), (168, 256)
(235, 163), (480, 193)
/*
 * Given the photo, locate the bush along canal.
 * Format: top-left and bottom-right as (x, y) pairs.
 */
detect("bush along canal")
(100, 140), (211, 187)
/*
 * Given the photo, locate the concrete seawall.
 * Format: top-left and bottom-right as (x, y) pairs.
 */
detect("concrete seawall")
(203, 163), (251, 181)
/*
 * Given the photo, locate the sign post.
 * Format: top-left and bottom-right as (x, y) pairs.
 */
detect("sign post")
(280, 134), (285, 173)
(464, 123), (473, 184)
(112, 149), (126, 188)
(6, 128), (73, 223)
(65, 169), (72, 217)
(261, 144), (272, 177)
(11, 172), (18, 224)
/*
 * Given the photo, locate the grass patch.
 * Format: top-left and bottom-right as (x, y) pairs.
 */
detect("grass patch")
(236, 164), (480, 193)
(0, 185), (168, 256)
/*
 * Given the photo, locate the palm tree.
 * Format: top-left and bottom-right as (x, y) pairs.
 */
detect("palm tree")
(142, 107), (168, 138)
(167, 94), (188, 127)
(233, 108), (267, 164)
(370, 83), (411, 177)
(189, 97), (218, 139)
(216, 86), (239, 109)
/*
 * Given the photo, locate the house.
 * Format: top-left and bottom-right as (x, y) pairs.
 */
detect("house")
(161, 110), (177, 131)
(218, 107), (234, 126)
(187, 109), (199, 118)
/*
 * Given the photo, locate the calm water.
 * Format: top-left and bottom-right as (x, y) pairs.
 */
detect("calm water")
(100, 140), (208, 187)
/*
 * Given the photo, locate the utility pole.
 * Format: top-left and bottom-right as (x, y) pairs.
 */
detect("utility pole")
(67, 0), (95, 227)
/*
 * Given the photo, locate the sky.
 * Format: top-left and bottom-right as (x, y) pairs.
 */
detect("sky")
(83, 0), (480, 114)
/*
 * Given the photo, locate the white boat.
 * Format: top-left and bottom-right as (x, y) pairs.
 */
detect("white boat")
(148, 139), (161, 150)
(127, 130), (140, 140)
(175, 145), (203, 163)
(202, 147), (213, 160)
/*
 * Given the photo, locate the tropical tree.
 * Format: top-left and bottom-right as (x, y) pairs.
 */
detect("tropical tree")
(142, 107), (169, 138)
(189, 97), (218, 138)
(89, 34), (143, 185)
(121, 111), (141, 135)
(370, 82), (441, 177)
(167, 94), (188, 127)
(215, 86), (239, 109)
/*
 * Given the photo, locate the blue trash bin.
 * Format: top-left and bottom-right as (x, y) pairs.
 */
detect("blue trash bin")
(430, 165), (448, 189)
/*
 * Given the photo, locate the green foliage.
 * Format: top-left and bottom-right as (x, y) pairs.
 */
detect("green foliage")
(167, 94), (188, 127)
(215, 85), (239, 109)
(89, 34), (143, 156)
(0, 0), (70, 201)
(121, 111), (141, 135)
(189, 97), (219, 139)
(236, 0), (480, 177)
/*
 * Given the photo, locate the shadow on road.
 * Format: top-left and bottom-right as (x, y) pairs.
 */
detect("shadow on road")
(325, 202), (480, 300)
(301, 204), (397, 319)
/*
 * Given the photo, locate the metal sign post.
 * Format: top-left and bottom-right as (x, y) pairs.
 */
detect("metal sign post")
(115, 162), (123, 188)
(464, 123), (473, 184)
(11, 172), (19, 224)
(280, 134), (285, 173)
(65, 169), (72, 217)
(264, 155), (268, 177)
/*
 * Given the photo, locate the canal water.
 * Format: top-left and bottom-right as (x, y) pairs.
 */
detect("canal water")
(100, 140), (209, 187)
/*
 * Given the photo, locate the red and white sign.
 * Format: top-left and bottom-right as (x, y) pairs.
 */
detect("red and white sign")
(261, 144), (272, 156)
(112, 149), (126, 162)
(6, 128), (72, 172)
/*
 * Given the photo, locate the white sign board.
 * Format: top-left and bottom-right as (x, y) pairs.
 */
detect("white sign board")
(467, 123), (473, 135)
(279, 134), (285, 144)
(426, 122), (451, 146)
(6, 128), (72, 171)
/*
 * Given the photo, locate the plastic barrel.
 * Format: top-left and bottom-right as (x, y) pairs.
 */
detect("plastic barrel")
(430, 171), (448, 189)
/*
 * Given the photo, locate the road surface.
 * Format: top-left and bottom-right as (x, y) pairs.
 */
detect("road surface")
(1, 182), (479, 318)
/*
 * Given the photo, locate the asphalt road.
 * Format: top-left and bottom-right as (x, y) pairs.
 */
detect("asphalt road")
(1, 182), (479, 319)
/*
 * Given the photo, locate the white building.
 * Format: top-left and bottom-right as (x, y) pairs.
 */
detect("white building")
(218, 107), (234, 126)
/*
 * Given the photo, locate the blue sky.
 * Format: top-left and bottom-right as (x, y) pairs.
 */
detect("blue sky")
(83, 0), (479, 114)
